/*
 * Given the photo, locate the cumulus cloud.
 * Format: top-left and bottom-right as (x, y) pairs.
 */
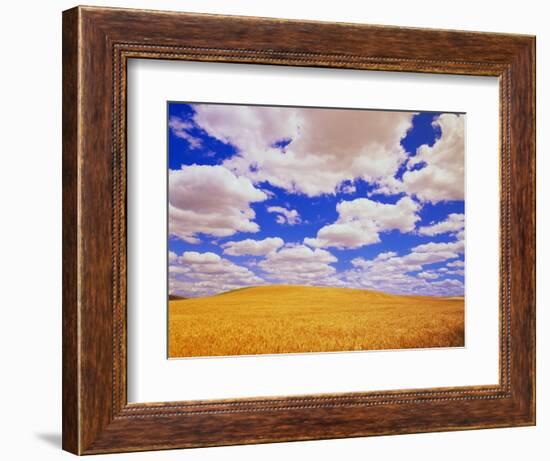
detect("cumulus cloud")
(169, 165), (267, 243)
(401, 114), (465, 203)
(447, 260), (465, 268)
(179, 251), (222, 264)
(418, 213), (465, 236)
(345, 231), (465, 296)
(267, 206), (301, 225)
(339, 183), (356, 194)
(169, 250), (265, 297)
(222, 237), (284, 256)
(417, 271), (440, 280)
(376, 251), (398, 261)
(189, 104), (414, 196)
(429, 278), (464, 292)
(258, 245), (340, 286)
(305, 197), (420, 249)
(168, 116), (202, 149)
(167, 105), (466, 297)
(413, 239), (465, 255)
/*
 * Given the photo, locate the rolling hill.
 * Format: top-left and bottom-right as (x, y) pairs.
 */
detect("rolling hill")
(168, 285), (464, 358)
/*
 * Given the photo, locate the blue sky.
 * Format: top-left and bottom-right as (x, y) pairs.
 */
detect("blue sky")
(167, 102), (465, 298)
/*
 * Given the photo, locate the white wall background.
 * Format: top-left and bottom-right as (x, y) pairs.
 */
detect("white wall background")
(0, 1), (545, 459)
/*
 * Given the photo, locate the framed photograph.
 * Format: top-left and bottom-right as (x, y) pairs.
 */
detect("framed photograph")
(166, 102), (469, 359)
(62, 6), (535, 455)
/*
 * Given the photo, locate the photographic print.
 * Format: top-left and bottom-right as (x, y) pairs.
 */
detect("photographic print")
(167, 102), (465, 358)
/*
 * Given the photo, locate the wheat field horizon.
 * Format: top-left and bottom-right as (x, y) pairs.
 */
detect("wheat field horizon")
(168, 284), (465, 358)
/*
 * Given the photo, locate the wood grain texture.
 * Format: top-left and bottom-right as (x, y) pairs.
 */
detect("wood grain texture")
(62, 7), (80, 454)
(62, 5), (536, 455)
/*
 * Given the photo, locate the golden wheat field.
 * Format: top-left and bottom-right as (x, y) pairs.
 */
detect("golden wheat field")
(168, 285), (464, 358)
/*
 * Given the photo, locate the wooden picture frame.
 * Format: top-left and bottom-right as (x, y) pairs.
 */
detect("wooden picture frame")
(62, 5), (536, 455)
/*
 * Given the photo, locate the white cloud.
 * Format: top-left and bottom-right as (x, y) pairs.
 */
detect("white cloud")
(413, 239), (465, 255)
(305, 197), (420, 249)
(169, 165), (267, 243)
(168, 116), (202, 149)
(429, 278), (464, 292)
(169, 265), (190, 275)
(419, 213), (465, 236)
(222, 237), (284, 256)
(190, 104), (414, 196)
(267, 206), (301, 225)
(345, 231), (465, 296)
(401, 114), (465, 203)
(339, 183), (356, 194)
(376, 251), (398, 261)
(305, 222), (380, 250)
(179, 251), (222, 264)
(417, 271), (440, 280)
(169, 251), (265, 297)
(258, 245), (340, 286)
(447, 260), (465, 268)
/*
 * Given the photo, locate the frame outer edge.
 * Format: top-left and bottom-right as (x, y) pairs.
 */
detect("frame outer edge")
(501, 37), (536, 424)
(62, 6), (536, 454)
(531, 36), (537, 425)
(62, 6), (81, 455)
(522, 36), (536, 425)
